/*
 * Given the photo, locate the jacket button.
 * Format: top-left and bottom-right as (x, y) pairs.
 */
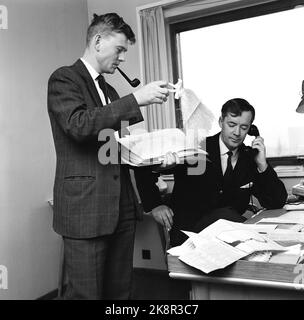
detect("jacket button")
(113, 175), (119, 180)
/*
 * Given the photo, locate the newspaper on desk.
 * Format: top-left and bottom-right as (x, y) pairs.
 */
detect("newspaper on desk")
(167, 219), (291, 274)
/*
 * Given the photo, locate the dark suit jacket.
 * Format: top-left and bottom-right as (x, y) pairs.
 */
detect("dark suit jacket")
(47, 59), (144, 238)
(136, 132), (287, 231)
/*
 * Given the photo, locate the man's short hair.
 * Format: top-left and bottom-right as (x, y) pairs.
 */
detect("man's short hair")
(86, 13), (136, 46)
(221, 98), (255, 123)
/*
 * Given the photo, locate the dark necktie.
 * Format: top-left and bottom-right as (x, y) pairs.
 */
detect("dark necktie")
(97, 74), (109, 105)
(223, 151), (233, 183)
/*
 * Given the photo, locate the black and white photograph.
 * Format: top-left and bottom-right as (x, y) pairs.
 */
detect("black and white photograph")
(1, 0), (304, 305)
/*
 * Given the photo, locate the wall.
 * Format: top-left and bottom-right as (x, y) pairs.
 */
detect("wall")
(0, 0), (88, 299)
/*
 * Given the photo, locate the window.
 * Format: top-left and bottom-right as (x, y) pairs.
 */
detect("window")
(169, 0), (304, 161)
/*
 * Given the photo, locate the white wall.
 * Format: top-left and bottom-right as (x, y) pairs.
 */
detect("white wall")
(0, 0), (88, 299)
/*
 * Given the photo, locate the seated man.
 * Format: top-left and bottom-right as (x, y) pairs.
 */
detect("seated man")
(135, 98), (287, 246)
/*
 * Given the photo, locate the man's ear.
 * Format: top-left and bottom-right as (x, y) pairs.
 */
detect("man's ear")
(94, 34), (102, 52)
(218, 116), (223, 129)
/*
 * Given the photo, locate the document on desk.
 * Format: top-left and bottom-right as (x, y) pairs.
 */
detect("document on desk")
(179, 237), (248, 274)
(216, 227), (288, 254)
(266, 231), (304, 242)
(243, 251), (272, 262)
(269, 244), (303, 264)
(257, 210), (304, 225)
(284, 204), (304, 211)
(245, 224), (278, 233)
(167, 231), (197, 257)
(169, 219), (289, 274)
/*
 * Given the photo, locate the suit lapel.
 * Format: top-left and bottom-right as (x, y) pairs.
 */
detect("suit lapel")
(73, 59), (103, 108)
(233, 145), (251, 184)
(207, 133), (224, 182)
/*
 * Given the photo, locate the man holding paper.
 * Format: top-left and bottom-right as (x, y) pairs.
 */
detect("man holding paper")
(47, 13), (172, 300)
(135, 98), (287, 246)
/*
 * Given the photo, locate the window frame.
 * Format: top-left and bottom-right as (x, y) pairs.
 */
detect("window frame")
(168, 0), (304, 166)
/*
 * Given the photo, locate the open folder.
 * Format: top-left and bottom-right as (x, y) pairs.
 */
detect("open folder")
(116, 128), (207, 167)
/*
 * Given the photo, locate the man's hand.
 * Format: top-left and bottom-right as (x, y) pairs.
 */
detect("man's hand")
(252, 136), (268, 172)
(151, 205), (174, 231)
(159, 151), (180, 170)
(133, 81), (169, 106)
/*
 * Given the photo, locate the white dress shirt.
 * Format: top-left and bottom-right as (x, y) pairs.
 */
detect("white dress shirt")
(219, 135), (238, 175)
(80, 58), (110, 105)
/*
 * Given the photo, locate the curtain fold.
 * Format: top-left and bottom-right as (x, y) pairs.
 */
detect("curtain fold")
(139, 7), (176, 131)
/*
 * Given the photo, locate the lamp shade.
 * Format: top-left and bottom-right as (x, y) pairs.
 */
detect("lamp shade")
(296, 80), (304, 113)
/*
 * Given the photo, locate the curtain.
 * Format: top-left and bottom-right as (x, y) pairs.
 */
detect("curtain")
(139, 7), (176, 131)
(138, 0), (278, 131)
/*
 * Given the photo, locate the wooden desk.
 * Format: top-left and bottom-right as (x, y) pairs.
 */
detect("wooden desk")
(168, 209), (304, 300)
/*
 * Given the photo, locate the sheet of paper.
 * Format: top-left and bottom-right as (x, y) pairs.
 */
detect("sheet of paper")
(216, 229), (267, 244)
(257, 211), (304, 225)
(279, 210), (304, 222)
(196, 219), (247, 238)
(284, 204), (304, 211)
(269, 244), (303, 264)
(245, 224), (278, 233)
(179, 237), (248, 274)
(170, 219), (302, 274)
(243, 251), (272, 262)
(266, 231), (304, 242)
(235, 238), (288, 254)
(172, 81), (214, 143)
(167, 231), (198, 257)
(167, 239), (195, 257)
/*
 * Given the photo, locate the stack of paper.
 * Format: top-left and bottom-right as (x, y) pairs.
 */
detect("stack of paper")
(269, 244), (304, 264)
(167, 219), (290, 274)
(255, 211), (304, 243)
(117, 128), (207, 167)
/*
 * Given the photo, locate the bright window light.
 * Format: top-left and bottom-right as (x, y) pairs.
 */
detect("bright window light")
(180, 7), (304, 157)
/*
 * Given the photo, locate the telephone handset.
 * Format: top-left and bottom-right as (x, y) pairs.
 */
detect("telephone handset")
(247, 124), (260, 137)
(245, 124), (260, 157)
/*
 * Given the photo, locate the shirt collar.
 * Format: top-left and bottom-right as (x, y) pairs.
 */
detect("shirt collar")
(219, 134), (238, 156)
(80, 58), (100, 81)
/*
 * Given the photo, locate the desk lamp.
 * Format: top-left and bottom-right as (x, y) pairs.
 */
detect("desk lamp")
(296, 80), (304, 113)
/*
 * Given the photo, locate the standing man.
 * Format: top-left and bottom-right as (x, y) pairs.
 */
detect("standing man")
(47, 13), (169, 299)
(136, 98), (287, 246)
